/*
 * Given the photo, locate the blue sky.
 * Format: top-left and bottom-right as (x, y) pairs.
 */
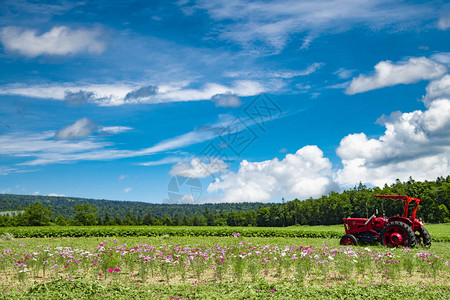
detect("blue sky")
(0, 0), (449, 203)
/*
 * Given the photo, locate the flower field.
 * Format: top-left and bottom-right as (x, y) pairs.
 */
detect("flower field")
(0, 232), (449, 299)
(0, 223), (449, 241)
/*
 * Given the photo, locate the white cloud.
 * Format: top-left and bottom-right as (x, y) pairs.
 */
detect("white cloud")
(346, 57), (447, 95)
(0, 26), (106, 57)
(431, 52), (450, 66)
(0, 167), (18, 176)
(170, 158), (229, 178)
(99, 126), (133, 135)
(186, 0), (435, 53)
(211, 92), (242, 107)
(54, 118), (98, 140)
(48, 193), (65, 197)
(422, 75), (450, 106)
(0, 115), (236, 166)
(336, 99), (450, 187)
(124, 188), (132, 193)
(0, 80), (265, 106)
(334, 68), (355, 79)
(207, 146), (337, 202)
(438, 8), (450, 30)
(118, 174), (127, 181)
(224, 63), (323, 79)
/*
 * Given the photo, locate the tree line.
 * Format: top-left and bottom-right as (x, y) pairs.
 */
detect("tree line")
(0, 176), (448, 227)
(0, 194), (269, 219)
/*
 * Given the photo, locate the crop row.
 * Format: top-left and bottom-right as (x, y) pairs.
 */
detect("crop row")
(0, 225), (448, 242)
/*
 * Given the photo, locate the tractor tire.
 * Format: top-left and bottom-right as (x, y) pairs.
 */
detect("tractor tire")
(380, 221), (416, 248)
(416, 226), (432, 247)
(340, 234), (358, 246)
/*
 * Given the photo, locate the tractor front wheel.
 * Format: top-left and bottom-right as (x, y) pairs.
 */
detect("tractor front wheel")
(340, 234), (358, 246)
(415, 226), (431, 247)
(380, 221), (416, 247)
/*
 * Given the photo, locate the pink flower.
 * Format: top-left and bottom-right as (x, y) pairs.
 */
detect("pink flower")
(114, 267), (121, 272)
(108, 268), (114, 273)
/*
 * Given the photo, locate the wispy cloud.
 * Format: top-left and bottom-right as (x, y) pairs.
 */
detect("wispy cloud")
(0, 80), (265, 106)
(224, 63), (324, 79)
(54, 118), (98, 140)
(184, 0), (435, 53)
(0, 106), (288, 169)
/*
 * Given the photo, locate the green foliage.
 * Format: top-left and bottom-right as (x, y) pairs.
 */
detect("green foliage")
(3, 278), (445, 300)
(74, 204), (98, 226)
(24, 202), (53, 226)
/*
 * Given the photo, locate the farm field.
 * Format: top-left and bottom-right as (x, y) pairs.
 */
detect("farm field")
(0, 223), (449, 241)
(0, 225), (449, 299)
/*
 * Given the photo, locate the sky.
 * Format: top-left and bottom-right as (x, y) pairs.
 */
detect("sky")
(0, 0), (449, 204)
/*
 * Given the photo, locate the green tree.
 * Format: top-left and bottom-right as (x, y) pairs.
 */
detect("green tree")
(25, 202), (53, 226)
(74, 204), (98, 226)
(55, 215), (67, 226)
(143, 213), (153, 225)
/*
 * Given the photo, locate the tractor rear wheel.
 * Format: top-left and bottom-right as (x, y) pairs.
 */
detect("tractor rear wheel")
(380, 221), (416, 247)
(416, 226), (431, 247)
(340, 234), (358, 246)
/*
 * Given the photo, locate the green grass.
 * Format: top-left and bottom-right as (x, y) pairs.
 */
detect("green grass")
(4, 279), (448, 300)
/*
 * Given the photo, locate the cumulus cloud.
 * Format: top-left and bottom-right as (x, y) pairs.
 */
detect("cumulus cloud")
(124, 85), (158, 103)
(207, 146), (337, 202)
(0, 26), (107, 57)
(48, 193), (65, 197)
(170, 158), (229, 178)
(211, 92), (242, 107)
(336, 99), (450, 187)
(422, 75), (450, 106)
(346, 57), (447, 95)
(54, 118), (98, 140)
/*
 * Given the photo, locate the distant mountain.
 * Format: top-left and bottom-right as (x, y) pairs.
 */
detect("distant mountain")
(0, 194), (271, 219)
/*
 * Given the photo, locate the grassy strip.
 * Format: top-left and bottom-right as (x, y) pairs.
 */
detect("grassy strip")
(0, 224), (448, 241)
(2, 278), (447, 300)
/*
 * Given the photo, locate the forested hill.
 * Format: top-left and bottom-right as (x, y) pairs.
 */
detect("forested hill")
(0, 194), (270, 219)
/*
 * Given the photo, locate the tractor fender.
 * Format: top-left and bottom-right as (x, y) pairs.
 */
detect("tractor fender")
(388, 216), (412, 227)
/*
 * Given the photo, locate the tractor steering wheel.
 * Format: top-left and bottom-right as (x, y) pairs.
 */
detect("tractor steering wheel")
(364, 214), (376, 226)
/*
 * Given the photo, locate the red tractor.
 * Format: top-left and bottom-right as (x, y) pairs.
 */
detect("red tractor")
(340, 195), (431, 247)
